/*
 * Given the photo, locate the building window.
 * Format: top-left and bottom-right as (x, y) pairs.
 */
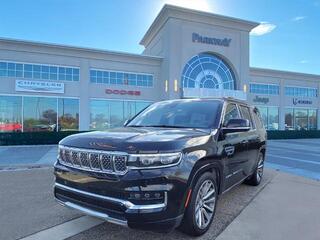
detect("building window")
(23, 97), (58, 132)
(0, 61), (79, 81)
(0, 96), (22, 132)
(285, 108), (317, 130)
(90, 69), (153, 87)
(90, 100), (152, 130)
(285, 86), (318, 97)
(256, 106), (279, 130)
(223, 103), (240, 126)
(249, 83), (279, 95)
(0, 95), (79, 132)
(58, 98), (79, 131)
(181, 53), (235, 90)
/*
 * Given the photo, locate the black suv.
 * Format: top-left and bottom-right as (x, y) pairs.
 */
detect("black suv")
(54, 98), (266, 236)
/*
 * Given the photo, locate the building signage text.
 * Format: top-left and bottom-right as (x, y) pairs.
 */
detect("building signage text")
(15, 80), (64, 94)
(293, 98), (312, 105)
(105, 89), (141, 96)
(192, 33), (231, 47)
(253, 95), (269, 104)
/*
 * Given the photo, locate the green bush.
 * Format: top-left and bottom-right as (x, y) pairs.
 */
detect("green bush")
(0, 131), (87, 146)
(267, 130), (320, 140)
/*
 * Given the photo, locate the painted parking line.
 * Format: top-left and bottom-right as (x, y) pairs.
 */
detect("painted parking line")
(20, 216), (104, 240)
(37, 147), (58, 165)
(267, 153), (320, 166)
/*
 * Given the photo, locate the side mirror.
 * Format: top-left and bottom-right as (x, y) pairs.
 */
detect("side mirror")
(223, 118), (250, 134)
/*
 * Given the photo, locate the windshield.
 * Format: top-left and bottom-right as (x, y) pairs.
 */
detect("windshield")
(127, 99), (222, 129)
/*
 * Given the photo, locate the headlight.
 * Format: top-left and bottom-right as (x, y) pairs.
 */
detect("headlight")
(128, 152), (182, 169)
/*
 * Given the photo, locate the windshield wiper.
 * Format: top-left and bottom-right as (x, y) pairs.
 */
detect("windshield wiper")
(126, 125), (147, 127)
(127, 124), (187, 128)
(143, 125), (189, 128)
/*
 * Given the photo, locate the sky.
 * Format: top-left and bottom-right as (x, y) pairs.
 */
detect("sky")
(0, 0), (319, 74)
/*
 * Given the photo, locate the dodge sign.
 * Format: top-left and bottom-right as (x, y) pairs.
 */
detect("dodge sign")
(105, 89), (141, 96)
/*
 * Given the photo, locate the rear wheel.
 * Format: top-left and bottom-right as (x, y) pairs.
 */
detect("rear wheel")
(245, 152), (264, 186)
(179, 172), (217, 236)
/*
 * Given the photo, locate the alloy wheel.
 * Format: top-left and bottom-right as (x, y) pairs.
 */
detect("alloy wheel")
(195, 179), (216, 229)
(256, 155), (264, 182)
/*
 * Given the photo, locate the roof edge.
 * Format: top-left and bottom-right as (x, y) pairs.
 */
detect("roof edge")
(0, 37), (163, 61)
(140, 4), (259, 46)
(250, 67), (320, 80)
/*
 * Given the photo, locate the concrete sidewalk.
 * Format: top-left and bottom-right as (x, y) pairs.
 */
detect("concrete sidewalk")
(216, 172), (320, 240)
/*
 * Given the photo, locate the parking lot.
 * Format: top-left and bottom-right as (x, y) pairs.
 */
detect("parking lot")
(1, 139), (320, 240)
(266, 139), (320, 180)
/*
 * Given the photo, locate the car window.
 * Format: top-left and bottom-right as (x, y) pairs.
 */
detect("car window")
(239, 105), (254, 128)
(127, 100), (223, 129)
(252, 108), (264, 129)
(223, 103), (240, 126)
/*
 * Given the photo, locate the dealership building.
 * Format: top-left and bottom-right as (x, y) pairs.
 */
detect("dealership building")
(0, 4), (319, 132)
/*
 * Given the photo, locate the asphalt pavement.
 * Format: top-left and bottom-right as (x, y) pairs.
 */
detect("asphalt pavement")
(266, 139), (320, 180)
(0, 168), (81, 240)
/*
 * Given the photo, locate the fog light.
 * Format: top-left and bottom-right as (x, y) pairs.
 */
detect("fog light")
(134, 193), (141, 199)
(128, 191), (164, 201)
(144, 193), (150, 199)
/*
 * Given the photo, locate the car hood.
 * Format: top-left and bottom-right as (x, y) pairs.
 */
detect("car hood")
(60, 127), (212, 153)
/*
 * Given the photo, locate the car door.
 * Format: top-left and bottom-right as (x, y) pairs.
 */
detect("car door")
(238, 105), (260, 176)
(221, 103), (249, 189)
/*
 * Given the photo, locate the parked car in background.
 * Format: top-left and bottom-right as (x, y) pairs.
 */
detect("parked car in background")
(0, 122), (22, 132)
(54, 98), (267, 236)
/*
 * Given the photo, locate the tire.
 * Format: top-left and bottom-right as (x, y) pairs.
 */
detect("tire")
(245, 152), (264, 186)
(179, 172), (218, 236)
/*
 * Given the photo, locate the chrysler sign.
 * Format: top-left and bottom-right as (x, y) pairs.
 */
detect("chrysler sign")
(15, 80), (64, 94)
(105, 89), (141, 96)
(192, 33), (231, 47)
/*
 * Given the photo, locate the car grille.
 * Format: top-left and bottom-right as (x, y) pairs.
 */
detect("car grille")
(59, 146), (128, 174)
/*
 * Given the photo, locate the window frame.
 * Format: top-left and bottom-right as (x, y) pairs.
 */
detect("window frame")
(222, 102), (241, 127)
(249, 82), (280, 95)
(90, 68), (154, 88)
(238, 104), (255, 129)
(0, 60), (80, 82)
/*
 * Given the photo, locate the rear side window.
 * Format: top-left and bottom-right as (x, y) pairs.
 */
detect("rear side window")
(252, 108), (264, 129)
(239, 105), (254, 128)
(223, 103), (240, 126)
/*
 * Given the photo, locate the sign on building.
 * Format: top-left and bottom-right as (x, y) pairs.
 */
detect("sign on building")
(15, 80), (65, 94)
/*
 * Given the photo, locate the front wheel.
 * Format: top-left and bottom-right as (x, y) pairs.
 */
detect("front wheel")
(179, 172), (218, 236)
(245, 152), (264, 186)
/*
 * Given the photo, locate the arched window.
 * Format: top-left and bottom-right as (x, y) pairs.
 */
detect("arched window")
(181, 53), (235, 90)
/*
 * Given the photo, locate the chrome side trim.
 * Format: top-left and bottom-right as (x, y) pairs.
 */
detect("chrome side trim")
(55, 183), (167, 213)
(56, 199), (128, 226)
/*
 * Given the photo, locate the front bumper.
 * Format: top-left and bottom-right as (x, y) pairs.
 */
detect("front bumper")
(54, 161), (189, 232)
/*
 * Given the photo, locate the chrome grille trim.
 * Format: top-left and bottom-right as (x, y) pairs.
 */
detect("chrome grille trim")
(58, 146), (128, 175)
